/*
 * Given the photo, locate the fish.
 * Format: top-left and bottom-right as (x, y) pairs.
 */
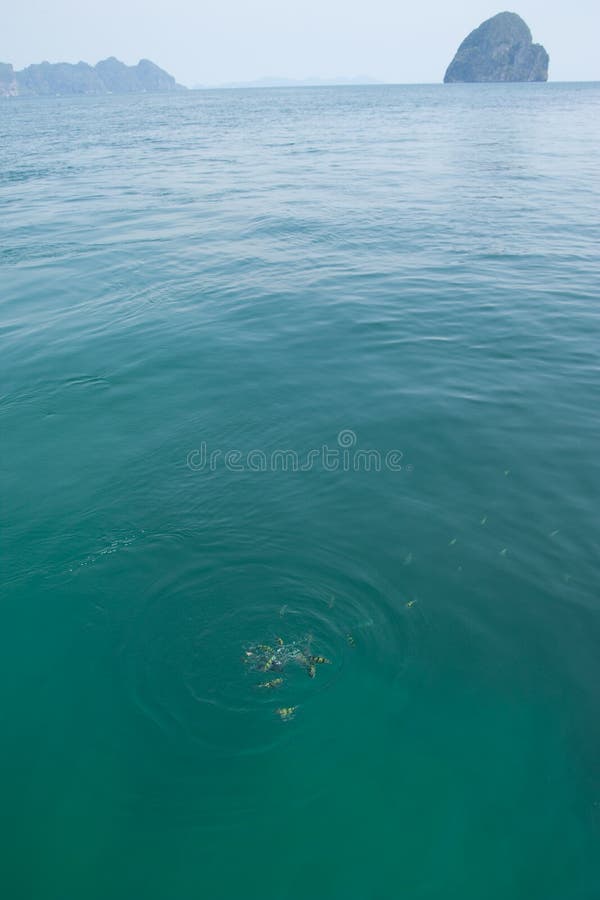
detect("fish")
(257, 678), (283, 689)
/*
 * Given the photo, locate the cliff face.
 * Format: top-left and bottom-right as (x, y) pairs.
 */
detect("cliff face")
(134, 59), (182, 92)
(1, 57), (185, 96)
(94, 57), (183, 93)
(94, 57), (145, 93)
(17, 61), (105, 95)
(444, 12), (549, 83)
(0, 62), (18, 97)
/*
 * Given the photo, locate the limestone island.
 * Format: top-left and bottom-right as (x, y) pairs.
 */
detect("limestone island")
(444, 11), (549, 83)
(0, 57), (185, 97)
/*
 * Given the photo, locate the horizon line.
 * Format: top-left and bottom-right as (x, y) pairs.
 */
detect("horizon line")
(189, 79), (599, 90)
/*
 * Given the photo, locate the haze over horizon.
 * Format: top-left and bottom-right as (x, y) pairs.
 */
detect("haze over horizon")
(3, 1), (599, 86)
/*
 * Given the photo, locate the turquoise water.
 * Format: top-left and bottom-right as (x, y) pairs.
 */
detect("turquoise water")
(2, 83), (600, 898)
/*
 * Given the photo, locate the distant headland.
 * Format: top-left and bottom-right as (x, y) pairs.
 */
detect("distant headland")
(444, 12), (549, 83)
(0, 57), (185, 97)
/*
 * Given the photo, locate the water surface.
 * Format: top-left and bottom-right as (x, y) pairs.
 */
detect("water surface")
(1, 83), (600, 899)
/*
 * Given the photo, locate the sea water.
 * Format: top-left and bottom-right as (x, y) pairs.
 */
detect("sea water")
(1, 83), (600, 898)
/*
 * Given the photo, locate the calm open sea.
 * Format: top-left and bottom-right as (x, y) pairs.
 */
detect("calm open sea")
(1, 83), (600, 899)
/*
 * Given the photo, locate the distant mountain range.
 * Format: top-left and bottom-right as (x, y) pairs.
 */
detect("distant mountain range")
(0, 57), (185, 97)
(193, 75), (382, 90)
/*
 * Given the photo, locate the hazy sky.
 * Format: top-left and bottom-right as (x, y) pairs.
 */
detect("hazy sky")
(3, 1), (599, 86)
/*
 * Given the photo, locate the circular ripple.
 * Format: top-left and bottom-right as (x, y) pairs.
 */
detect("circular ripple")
(122, 540), (416, 752)
(116, 536), (420, 825)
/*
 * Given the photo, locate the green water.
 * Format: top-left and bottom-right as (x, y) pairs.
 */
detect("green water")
(1, 84), (600, 898)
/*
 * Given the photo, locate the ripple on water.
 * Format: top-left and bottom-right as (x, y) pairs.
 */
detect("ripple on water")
(116, 538), (420, 826)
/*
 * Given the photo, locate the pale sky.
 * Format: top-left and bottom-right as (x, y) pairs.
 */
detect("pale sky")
(2, 1), (599, 86)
